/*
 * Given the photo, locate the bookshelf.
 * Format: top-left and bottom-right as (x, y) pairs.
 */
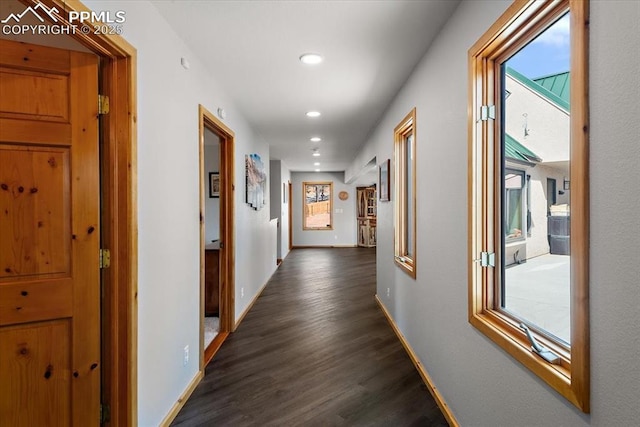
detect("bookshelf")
(357, 186), (377, 247)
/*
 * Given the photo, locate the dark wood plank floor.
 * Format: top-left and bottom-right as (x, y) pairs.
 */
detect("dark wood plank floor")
(172, 248), (447, 426)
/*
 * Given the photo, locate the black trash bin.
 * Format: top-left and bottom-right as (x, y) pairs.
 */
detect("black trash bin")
(548, 216), (570, 255)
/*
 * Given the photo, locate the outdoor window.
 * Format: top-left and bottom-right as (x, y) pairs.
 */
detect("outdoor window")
(505, 169), (525, 241)
(303, 182), (333, 230)
(468, 0), (589, 412)
(394, 108), (416, 278)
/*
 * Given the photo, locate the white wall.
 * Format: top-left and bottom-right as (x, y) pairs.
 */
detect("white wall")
(236, 149), (276, 319)
(204, 129), (220, 243)
(519, 162), (569, 261)
(269, 160), (282, 256)
(291, 172), (357, 247)
(505, 73), (570, 162)
(83, 2), (277, 426)
(280, 162), (291, 259)
(269, 160), (281, 222)
(348, 0), (640, 426)
(268, 159), (293, 259)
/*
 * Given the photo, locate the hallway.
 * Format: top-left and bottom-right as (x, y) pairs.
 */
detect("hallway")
(172, 248), (447, 426)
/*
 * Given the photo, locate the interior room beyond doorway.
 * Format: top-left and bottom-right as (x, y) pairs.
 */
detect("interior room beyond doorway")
(203, 128), (221, 349)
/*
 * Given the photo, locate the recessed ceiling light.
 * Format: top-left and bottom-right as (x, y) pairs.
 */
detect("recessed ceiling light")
(310, 137), (322, 142)
(315, 169), (320, 172)
(312, 152), (321, 157)
(306, 111), (321, 118)
(314, 162), (320, 166)
(299, 53), (323, 65)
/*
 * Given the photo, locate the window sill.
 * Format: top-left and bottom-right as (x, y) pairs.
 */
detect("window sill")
(469, 310), (587, 411)
(394, 257), (416, 279)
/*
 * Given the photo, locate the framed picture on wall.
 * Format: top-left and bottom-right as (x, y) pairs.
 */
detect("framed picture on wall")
(245, 153), (267, 210)
(379, 159), (390, 201)
(209, 172), (220, 198)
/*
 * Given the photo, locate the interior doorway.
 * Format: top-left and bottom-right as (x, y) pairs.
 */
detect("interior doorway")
(203, 129), (221, 352)
(199, 105), (235, 368)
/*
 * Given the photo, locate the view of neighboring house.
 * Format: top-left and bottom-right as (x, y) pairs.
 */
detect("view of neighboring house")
(504, 67), (571, 266)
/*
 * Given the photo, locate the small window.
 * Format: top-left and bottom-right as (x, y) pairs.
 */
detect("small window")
(303, 182), (333, 230)
(505, 169), (525, 242)
(394, 108), (417, 278)
(469, 0), (589, 412)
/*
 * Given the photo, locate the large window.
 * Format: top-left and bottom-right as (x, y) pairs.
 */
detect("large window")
(468, 0), (589, 412)
(394, 108), (416, 278)
(303, 182), (333, 230)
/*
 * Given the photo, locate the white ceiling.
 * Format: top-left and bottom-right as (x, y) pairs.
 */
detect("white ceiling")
(153, 0), (460, 174)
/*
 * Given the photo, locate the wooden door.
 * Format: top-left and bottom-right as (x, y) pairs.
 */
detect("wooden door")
(0, 40), (100, 426)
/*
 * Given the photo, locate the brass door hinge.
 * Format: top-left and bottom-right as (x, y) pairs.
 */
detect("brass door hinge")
(99, 249), (111, 269)
(98, 94), (110, 115)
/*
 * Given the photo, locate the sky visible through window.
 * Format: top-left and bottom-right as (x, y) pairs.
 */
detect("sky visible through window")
(506, 13), (570, 79)
(502, 11), (572, 345)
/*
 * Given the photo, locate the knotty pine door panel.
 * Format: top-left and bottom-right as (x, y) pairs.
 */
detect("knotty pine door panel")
(0, 39), (101, 426)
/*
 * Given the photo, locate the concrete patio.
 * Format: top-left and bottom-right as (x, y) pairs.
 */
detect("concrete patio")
(504, 253), (571, 343)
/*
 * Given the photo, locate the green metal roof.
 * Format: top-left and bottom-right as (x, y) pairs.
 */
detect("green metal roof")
(534, 71), (570, 105)
(506, 67), (570, 111)
(505, 133), (542, 164)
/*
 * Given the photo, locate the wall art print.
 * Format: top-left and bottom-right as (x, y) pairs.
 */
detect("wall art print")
(209, 172), (220, 198)
(379, 159), (390, 201)
(245, 153), (267, 210)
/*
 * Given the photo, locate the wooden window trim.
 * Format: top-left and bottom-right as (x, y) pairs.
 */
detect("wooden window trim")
(302, 181), (334, 231)
(468, 0), (589, 412)
(394, 108), (417, 279)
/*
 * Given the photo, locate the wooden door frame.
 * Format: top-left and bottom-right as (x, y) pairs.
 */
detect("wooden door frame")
(17, 0), (138, 425)
(199, 105), (235, 371)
